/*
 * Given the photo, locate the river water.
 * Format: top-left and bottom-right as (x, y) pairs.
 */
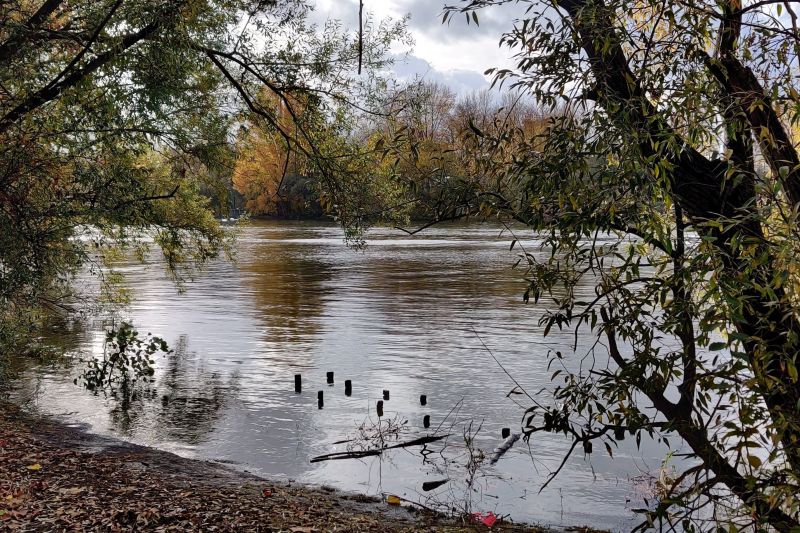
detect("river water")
(14, 221), (674, 531)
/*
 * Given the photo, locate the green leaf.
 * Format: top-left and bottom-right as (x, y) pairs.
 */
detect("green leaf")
(747, 455), (761, 468)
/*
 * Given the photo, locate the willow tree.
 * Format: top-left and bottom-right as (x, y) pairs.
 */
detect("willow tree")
(436, 0), (800, 530)
(0, 1), (403, 348)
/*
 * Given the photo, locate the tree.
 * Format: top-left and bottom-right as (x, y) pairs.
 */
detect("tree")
(207, 11), (409, 234)
(0, 0), (235, 346)
(429, 0), (800, 530)
(0, 1), (405, 347)
(368, 82), (549, 227)
(232, 90), (319, 217)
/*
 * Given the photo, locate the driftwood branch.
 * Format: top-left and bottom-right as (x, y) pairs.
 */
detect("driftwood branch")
(310, 434), (450, 463)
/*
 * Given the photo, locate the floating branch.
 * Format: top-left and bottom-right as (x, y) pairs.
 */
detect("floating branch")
(383, 434), (449, 450)
(310, 449), (381, 463)
(310, 434), (450, 463)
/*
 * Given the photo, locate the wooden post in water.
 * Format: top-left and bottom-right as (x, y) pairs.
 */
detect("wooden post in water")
(294, 374), (302, 393)
(344, 380), (352, 396)
(326, 371), (334, 384)
(382, 390), (390, 400)
(423, 415), (430, 429)
(419, 394), (427, 406)
(376, 400), (384, 417)
(501, 427), (510, 439)
(317, 391), (324, 409)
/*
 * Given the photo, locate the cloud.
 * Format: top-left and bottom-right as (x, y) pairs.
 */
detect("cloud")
(308, 0), (361, 27)
(391, 54), (489, 96)
(308, 0), (520, 94)
(397, 0), (524, 42)
(309, 0), (524, 41)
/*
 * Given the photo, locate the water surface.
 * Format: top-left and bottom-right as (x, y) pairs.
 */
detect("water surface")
(16, 221), (673, 531)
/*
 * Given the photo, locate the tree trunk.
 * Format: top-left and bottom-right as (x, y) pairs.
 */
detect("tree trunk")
(556, 0), (800, 523)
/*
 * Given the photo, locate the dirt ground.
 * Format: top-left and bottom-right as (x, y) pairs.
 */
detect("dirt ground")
(0, 403), (545, 532)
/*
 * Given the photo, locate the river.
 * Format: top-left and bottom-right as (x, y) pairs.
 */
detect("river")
(13, 220), (674, 531)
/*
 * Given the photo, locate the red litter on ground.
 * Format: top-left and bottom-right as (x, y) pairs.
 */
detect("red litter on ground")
(471, 511), (498, 528)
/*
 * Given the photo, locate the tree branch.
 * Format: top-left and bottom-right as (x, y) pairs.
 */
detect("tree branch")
(0, 2), (180, 133)
(0, 0), (66, 64)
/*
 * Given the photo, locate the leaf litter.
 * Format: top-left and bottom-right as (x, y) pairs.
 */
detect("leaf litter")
(0, 403), (543, 532)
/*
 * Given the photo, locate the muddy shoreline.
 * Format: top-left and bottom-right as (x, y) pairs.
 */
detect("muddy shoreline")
(0, 402), (547, 531)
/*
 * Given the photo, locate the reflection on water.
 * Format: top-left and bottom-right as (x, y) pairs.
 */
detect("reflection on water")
(15, 221), (674, 531)
(244, 251), (333, 349)
(103, 335), (240, 443)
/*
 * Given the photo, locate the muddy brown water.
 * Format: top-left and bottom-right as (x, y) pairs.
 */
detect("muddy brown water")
(14, 220), (674, 531)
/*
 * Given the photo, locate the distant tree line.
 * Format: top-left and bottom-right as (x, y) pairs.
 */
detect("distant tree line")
(230, 80), (551, 221)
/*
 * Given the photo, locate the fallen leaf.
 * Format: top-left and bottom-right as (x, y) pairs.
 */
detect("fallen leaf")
(262, 488), (272, 498)
(290, 527), (317, 533)
(385, 494), (401, 506)
(26, 463), (41, 471)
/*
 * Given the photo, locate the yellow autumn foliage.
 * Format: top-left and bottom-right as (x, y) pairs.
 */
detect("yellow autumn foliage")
(232, 89), (311, 216)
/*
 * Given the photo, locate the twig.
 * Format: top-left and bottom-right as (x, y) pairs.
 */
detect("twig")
(358, 0), (364, 74)
(471, 326), (542, 407)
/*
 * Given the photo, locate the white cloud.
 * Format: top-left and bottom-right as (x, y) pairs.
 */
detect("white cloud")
(309, 0), (518, 94)
(391, 54), (489, 95)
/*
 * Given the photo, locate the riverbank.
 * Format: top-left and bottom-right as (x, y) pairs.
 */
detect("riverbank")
(0, 403), (544, 532)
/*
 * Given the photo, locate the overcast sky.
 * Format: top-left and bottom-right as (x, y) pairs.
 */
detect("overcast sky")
(311, 0), (523, 95)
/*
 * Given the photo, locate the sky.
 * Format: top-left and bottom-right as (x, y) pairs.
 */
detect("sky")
(310, 0), (524, 95)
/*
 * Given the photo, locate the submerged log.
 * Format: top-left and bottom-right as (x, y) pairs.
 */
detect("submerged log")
(383, 434), (448, 450)
(310, 434), (450, 463)
(310, 449), (381, 463)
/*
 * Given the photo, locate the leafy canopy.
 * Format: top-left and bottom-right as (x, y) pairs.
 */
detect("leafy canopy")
(0, 1), (405, 348)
